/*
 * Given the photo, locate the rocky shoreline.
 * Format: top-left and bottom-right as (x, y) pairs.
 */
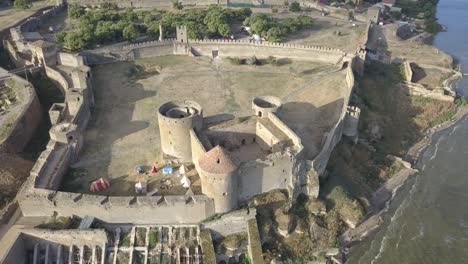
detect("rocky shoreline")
(339, 105), (468, 262)
(337, 56), (467, 262)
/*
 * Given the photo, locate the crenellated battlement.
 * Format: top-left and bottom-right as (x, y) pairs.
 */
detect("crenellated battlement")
(119, 38), (345, 55)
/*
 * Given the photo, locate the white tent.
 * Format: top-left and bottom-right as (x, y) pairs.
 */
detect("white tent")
(179, 165), (187, 175)
(135, 181), (147, 194)
(180, 175), (191, 189)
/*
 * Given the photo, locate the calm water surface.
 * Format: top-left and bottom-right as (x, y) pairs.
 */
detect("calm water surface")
(347, 0), (468, 263)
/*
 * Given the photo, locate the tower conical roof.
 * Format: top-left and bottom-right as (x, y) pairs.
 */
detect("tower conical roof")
(199, 146), (238, 174)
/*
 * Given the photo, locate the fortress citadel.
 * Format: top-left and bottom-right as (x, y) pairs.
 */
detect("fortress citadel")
(0, 3), (368, 263)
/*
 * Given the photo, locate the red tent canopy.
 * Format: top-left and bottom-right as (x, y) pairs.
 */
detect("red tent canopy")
(90, 178), (111, 192)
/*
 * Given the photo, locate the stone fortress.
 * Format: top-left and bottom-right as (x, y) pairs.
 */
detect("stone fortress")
(158, 96), (306, 213)
(0, 1), (370, 263)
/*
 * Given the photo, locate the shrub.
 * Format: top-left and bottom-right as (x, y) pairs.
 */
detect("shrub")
(14, 0), (32, 9)
(68, 4), (85, 18)
(272, 8), (278, 13)
(455, 96), (468, 107)
(100, 2), (118, 10)
(245, 56), (259, 65)
(172, 0), (184, 10)
(266, 56), (278, 65)
(54, 32), (67, 45)
(228, 57), (245, 65)
(289, 2), (301, 12)
(239, 253), (252, 264)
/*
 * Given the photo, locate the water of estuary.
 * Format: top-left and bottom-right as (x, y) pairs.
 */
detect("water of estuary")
(347, 0), (468, 263)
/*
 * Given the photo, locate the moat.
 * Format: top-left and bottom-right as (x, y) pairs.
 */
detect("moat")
(348, 0), (468, 262)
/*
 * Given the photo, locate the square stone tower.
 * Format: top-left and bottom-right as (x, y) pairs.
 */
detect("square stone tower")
(176, 26), (188, 43)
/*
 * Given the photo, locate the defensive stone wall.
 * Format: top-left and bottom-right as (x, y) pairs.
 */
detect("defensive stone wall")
(58, 52), (86, 67)
(97, 39), (347, 64)
(44, 65), (69, 91)
(21, 229), (108, 246)
(247, 218), (264, 264)
(3, 40), (31, 67)
(31, 141), (72, 190)
(312, 59), (355, 178)
(0, 201), (18, 225)
(188, 39), (345, 63)
(127, 39), (177, 60)
(0, 5), (59, 43)
(401, 60), (456, 102)
(190, 129), (208, 169)
(19, 185), (216, 224)
(236, 112), (306, 201)
(202, 209), (256, 239)
(238, 152), (298, 202)
(266, 112), (303, 153)
(402, 60), (413, 82)
(405, 82), (455, 102)
(1, 229), (108, 264)
(14, 5), (65, 34)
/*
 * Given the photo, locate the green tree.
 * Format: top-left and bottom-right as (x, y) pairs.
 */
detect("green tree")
(123, 8), (138, 22)
(123, 24), (140, 41)
(235, 8), (252, 20)
(147, 22), (160, 38)
(204, 6), (229, 33)
(289, 2), (301, 12)
(64, 32), (86, 51)
(14, 0), (32, 9)
(266, 27), (282, 42)
(95, 21), (117, 42)
(54, 32), (67, 45)
(295, 15), (313, 27)
(251, 19), (270, 36)
(68, 4), (85, 18)
(218, 23), (231, 37)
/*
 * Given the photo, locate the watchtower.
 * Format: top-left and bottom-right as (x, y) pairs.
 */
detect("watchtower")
(158, 100), (203, 161)
(176, 26), (188, 43)
(198, 146), (239, 213)
(252, 96), (282, 118)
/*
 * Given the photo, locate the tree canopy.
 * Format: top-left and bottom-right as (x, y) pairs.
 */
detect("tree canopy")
(14, 0), (32, 10)
(56, 5), (311, 51)
(244, 14), (313, 42)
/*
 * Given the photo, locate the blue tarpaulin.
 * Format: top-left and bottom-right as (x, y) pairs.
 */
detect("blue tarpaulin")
(162, 167), (173, 174)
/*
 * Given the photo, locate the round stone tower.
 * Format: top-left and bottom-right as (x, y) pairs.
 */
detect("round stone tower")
(198, 146), (238, 213)
(158, 100), (203, 161)
(252, 96), (282, 117)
